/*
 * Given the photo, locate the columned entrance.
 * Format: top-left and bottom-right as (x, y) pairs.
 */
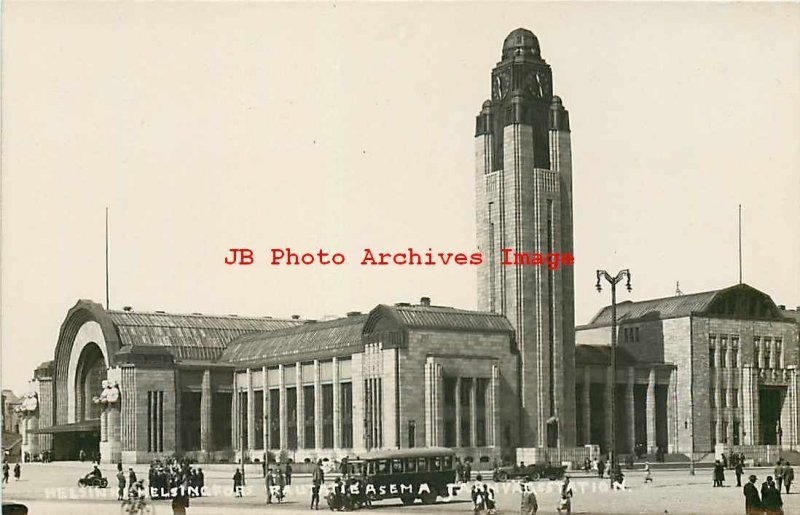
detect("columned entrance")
(759, 386), (786, 445)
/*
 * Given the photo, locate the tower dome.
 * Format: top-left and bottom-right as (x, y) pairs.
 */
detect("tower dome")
(502, 28), (541, 60)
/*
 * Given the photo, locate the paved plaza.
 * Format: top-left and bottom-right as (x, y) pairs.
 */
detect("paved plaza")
(2, 462), (797, 514)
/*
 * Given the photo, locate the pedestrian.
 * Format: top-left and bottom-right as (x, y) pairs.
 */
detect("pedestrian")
(744, 474), (762, 515)
(285, 462), (293, 486)
(597, 459), (605, 479)
(736, 459), (744, 487)
(783, 462), (794, 494)
(774, 460), (784, 492)
(277, 469), (286, 503)
(265, 467), (273, 504)
(233, 468), (243, 497)
(128, 467), (138, 489)
(761, 475), (783, 515)
(713, 460), (725, 487)
(644, 462), (653, 483)
(197, 468), (205, 496)
(465, 460), (472, 483)
(13, 463), (20, 481)
(520, 477), (538, 514)
(482, 483), (497, 514)
(172, 489), (190, 514)
(556, 476), (574, 514)
(456, 459), (464, 483)
(311, 459), (324, 510)
(1, 461), (8, 483)
(117, 469), (126, 501)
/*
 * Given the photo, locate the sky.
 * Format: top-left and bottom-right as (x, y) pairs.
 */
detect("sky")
(2, 2), (799, 393)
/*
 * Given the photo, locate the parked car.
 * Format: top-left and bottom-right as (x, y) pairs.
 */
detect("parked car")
(493, 462), (567, 482)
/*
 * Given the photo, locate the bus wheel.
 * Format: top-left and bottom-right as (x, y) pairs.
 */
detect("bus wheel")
(420, 492), (437, 505)
(531, 471), (541, 481)
(497, 471), (508, 482)
(400, 495), (416, 505)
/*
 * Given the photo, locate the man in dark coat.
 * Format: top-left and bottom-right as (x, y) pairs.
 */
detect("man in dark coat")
(783, 462), (794, 494)
(744, 475), (762, 515)
(736, 460), (745, 487)
(761, 475), (783, 515)
(713, 460), (725, 487)
(233, 468), (243, 497)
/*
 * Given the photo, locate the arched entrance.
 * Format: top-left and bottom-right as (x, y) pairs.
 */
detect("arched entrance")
(52, 342), (106, 460)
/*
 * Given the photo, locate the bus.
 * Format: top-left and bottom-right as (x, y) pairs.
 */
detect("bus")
(341, 447), (456, 505)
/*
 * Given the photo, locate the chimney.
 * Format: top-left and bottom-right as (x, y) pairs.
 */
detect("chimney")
(420, 296), (431, 307)
(291, 315), (301, 320)
(346, 311), (361, 317)
(123, 306), (133, 312)
(778, 305), (786, 310)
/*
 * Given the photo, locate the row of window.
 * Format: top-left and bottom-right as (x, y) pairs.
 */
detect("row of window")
(622, 326), (640, 344)
(711, 420), (741, 446)
(709, 387), (739, 409)
(709, 335), (784, 369)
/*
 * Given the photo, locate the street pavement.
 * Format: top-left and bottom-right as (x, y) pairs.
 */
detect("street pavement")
(1, 461), (797, 514)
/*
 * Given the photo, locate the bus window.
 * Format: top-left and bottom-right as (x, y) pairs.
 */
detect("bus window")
(432, 456), (442, 471)
(376, 459), (390, 475)
(443, 455), (453, 470)
(403, 458), (417, 473)
(392, 459), (404, 473)
(417, 457), (428, 472)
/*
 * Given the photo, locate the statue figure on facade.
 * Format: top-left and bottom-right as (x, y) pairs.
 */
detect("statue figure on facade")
(15, 392), (38, 415)
(93, 380), (121, 406)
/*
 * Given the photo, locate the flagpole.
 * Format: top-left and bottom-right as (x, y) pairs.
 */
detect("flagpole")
(105, 207), (109, 309)
(738, 204), (742, 284)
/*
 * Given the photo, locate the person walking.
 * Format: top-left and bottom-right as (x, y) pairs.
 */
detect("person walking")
(783, 462), (794, 494)
(597, 459), (606, 479)
(285, 462), (293, 486)
(265, 467), (274, 504)
(172, 489), (190, 515)
(762, 475), (783, 515)
(79, 449), (85, 462)
(774, 460), (784, 492)
(744, 474), (762, 515)
(311, 459), (324, 510)
(520, 477), (538, 514)
(276, 469), (286, 503)
(556, 476), (574, 514)
(116, 469), (126, 501)
(465, 460), (472, 483)
(713, 460), (725, 487)
(644, 462), (653, 483)
(233, 468), (243, 497)
(1, 461), (8, 484)
(736, 459), (744, 487)
(13, 463), (20, 481)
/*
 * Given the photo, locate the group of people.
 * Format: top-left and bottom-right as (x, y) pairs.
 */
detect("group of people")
(259, 465), (289, 503)
(147, 457), (204, 500)
(456, 458), (473, 483)
(23, 450), (52, 463)
(2, 460), (21, 482)
(517, 475), (574, 514)
(743, 474), (785, 515)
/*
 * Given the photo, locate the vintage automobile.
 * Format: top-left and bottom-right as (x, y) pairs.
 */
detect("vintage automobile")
(2, 502), (29, 515)
(493, 462), (567, 482)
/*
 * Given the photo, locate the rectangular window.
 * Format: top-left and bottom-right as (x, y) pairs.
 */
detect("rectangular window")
(764, 339), (772, 369)
(732, 338), (739, 367)
(635, 327), (640, 342)
(459, 379), (472, 447)
(254, 390), (264, 450)
(286, 387), (298, 449)
(754, 337), (761, 368)
(148, 390), (165, 453)
(722, 421), (728, 444)
(710, 386), (716, 408)
(303, 385), (315, 449)
(776, 339), (783, 368)
(237, 391), (248, 450)
(443, 377), (457, 447)
(709, 345), (716, 368)
(711, 421), (717, 447)
(322, 384), (334, 449)
(732, 389), (739, 408)
(721, 388), (727, 408)
(408, 420), (416, 448)
(340, 382), (353, 448)
(269, 388), (281, 449)
(720, 346), (727, 368)
(476, 378), (488, 447)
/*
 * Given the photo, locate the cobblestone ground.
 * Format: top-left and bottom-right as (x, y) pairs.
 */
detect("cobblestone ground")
(1, 462), (797, 514)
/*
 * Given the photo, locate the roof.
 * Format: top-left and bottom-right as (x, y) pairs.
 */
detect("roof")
(220, 314), (368, 366)
(575, 345), (637, 366)
(106, 309), (303, 361)
(583, 284), (786, 328)
(365, 304), (514, 334)
(358, 447), (456, 461)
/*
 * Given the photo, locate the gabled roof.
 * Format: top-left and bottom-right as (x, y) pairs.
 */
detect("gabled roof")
(583, 284), (786, 328)
(105, 309), (302, 361)
(364, 304), (514, 334)
(220, 314), (368, 366)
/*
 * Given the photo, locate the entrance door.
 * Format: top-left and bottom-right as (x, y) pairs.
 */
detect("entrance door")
(759, 386), (786, 444)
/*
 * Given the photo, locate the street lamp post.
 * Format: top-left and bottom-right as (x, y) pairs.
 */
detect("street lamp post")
(595, 269), (632, 488)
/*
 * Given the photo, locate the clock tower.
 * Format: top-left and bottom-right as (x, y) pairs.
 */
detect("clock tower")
(475, 28), (576, 448)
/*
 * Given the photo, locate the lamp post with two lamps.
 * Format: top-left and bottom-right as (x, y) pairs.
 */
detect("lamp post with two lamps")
(595, 268), (632, 487)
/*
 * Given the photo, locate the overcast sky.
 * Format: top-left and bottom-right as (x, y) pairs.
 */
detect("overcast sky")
(2, 2), (799, 393)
